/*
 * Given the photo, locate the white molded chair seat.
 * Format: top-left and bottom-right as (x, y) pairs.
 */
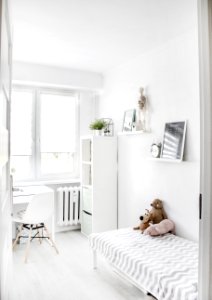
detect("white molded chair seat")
(12, 192), (59, 263)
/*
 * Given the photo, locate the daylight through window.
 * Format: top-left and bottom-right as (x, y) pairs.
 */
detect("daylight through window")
(11, 87), (79, 181)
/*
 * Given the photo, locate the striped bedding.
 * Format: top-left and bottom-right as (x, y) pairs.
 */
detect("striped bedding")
(89, 228), (198, 300)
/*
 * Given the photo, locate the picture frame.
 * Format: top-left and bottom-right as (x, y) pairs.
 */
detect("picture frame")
(122, 109), (136, 132)
(160, 121), (187, 161)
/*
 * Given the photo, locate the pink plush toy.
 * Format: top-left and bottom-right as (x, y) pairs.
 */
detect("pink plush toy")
(143, 219), (175, 236)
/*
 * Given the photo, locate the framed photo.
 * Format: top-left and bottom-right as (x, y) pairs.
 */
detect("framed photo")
(122, 109), (136, 132)
(161, 121), (186, 160)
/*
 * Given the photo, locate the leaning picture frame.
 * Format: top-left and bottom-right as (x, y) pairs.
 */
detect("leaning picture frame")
(122, 109), (136, 132)
(160, 121), (187, 161)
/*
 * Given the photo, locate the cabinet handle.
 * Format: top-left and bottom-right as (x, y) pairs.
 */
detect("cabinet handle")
(199, 193), (202, 220)
(83, 210), (92, 216)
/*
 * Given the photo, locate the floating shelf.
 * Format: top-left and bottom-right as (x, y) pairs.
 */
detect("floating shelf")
(118, 130), (147, 136)
(149, 157), (182, 163)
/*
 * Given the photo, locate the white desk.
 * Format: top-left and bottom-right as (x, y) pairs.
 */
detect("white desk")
(13, 185), (55, 240)
(13, 185), (53, 198)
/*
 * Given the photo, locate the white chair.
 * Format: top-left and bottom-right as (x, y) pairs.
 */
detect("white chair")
(12, 192), (59, 263)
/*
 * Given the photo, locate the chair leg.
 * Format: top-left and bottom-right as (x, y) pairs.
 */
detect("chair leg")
(44, 224), (59, 254)
(36, 224), (42, 244)
(24, 225), (32, 263)
(12, 224), (24, 250)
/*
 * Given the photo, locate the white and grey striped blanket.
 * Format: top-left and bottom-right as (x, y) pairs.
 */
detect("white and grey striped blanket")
(89, 228), (198, 300)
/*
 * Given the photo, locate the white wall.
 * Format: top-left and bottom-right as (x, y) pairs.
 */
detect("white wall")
(99, 30), (200, 241)
(13, 62), (103, 91)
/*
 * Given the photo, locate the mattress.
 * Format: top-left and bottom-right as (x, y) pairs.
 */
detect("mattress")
(89, 228), (198, 300)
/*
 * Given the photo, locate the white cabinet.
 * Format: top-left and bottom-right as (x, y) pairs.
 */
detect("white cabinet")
(80, 136), (117, 236)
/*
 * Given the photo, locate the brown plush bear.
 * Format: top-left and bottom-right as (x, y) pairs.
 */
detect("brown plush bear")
(133, 209), (152, 233)
(149, 199), (167, 224)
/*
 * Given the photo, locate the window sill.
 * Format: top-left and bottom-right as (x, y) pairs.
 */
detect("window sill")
(13, 178), (81, 187)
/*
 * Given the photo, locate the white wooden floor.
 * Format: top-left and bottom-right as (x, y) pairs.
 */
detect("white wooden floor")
(10, 230), (154, 300)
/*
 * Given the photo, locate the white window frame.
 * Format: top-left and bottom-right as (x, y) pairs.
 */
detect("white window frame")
(11, 86), (35, 181)
(11, 85), (80, 182)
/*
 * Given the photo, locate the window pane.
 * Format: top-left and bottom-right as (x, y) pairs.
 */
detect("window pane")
(11, 90), (33, 155)
(10, 156), (32, 180)
(10, 90), (33, 180)
(10, 88), (78, 180)
(41, 153), (74, 174)
(40, 92), (77, 175)
(40, 93), (76, 153)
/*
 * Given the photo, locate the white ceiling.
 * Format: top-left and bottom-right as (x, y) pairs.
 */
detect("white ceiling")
(10, 0), (197, 73)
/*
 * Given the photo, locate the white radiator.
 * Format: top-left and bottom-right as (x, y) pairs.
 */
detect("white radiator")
(57, 186), (81, 226)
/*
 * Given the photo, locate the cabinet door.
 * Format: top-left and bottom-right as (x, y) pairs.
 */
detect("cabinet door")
(82, 187), (92, 214)
(81, 211), (92, 236)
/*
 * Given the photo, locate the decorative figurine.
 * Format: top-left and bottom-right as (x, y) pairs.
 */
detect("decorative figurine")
(136, 87), (147, 131)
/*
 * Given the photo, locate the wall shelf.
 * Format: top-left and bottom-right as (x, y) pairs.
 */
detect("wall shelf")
(149, 157), (182, 163)
(118, 130), (147, 136)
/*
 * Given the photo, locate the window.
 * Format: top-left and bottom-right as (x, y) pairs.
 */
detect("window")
(10, 90), (34, 180)
(11, 87), (79, 181)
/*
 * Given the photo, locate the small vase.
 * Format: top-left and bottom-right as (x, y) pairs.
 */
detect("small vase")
(94, 129), (103, 136)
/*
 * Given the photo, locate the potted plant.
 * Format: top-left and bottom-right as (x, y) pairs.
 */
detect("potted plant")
(89, 119), (107, 135)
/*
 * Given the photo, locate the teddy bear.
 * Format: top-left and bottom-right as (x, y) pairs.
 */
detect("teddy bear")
(133, 209), (152, 233)
(143, 219), (175, 236)
(149, 199), (167, 224)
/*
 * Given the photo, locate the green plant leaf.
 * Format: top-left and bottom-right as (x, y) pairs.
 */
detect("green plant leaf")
(89, 119), (107, 130)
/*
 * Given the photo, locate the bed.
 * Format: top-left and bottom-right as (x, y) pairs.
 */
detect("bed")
(89, 228), (198, 300)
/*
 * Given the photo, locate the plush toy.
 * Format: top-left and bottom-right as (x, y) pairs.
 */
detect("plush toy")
(133, 209), (152, 233)
(143, 219), (175, 236)
(149, 199), (167, 224)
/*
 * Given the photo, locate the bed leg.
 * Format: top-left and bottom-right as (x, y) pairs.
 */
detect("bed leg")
(93, 250), (97, 269)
